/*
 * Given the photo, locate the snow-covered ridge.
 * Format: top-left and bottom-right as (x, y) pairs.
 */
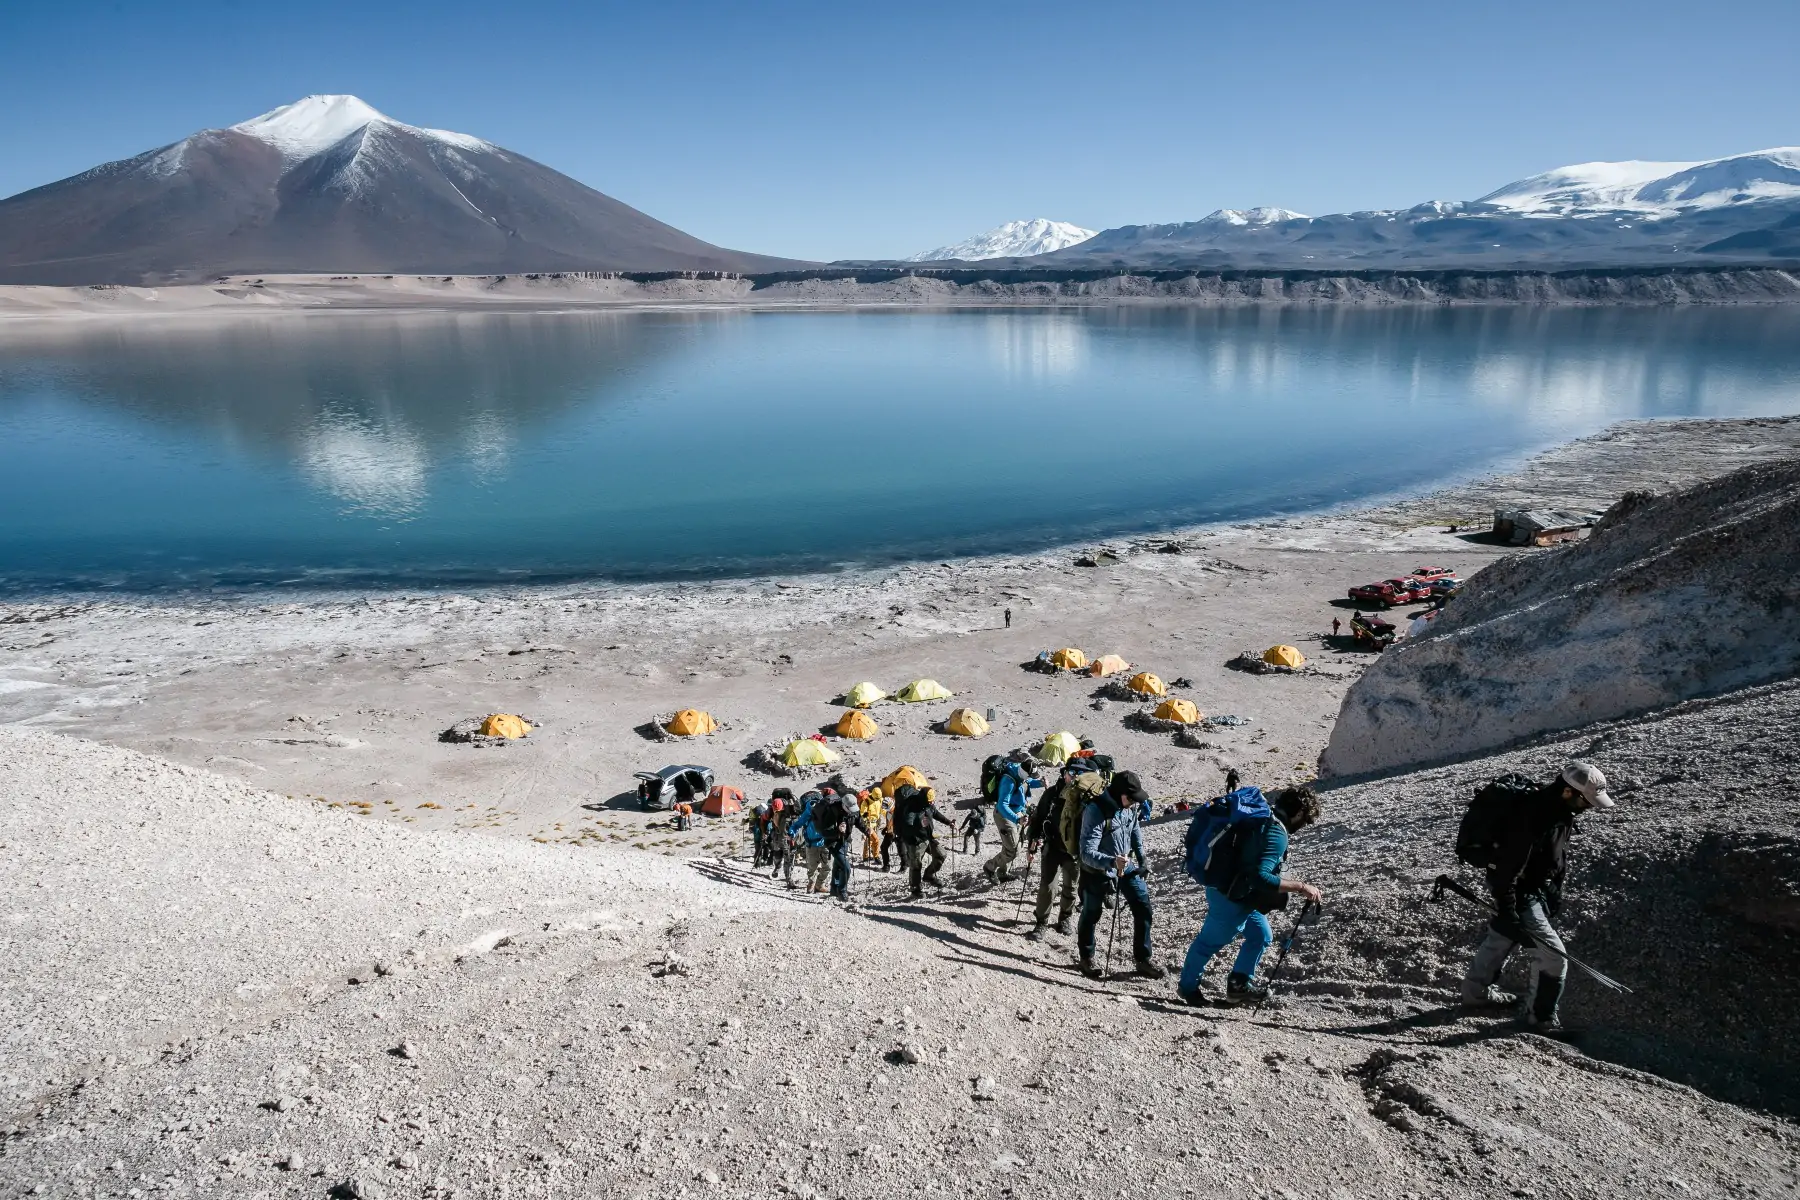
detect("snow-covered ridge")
(906, 218), (1098, 262)
(229, 94), (492, 162)
(1478, 147), (1800, 217)
(1199, 207), (1308, 226)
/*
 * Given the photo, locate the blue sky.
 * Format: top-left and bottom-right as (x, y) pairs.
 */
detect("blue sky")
(4, 0), (1797, 261)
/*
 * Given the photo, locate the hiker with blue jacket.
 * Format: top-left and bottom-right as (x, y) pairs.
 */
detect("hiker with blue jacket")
(1177, 784), (1325, 1005)
(983, 759), (1042, 885)
(1075, 771), (1167, 981)
(788, 790), (831, 894)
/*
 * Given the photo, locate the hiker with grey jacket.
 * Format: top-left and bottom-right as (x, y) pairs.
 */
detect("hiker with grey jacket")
(1459, 761), (1614, 1033)
(1074, 771), (1166, 981)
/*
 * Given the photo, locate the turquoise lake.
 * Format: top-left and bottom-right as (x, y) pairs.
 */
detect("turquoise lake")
(2, 305), (1798, 593)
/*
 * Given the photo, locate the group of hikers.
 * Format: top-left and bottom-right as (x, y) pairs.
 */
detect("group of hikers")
(743, 744), (1614, 1029)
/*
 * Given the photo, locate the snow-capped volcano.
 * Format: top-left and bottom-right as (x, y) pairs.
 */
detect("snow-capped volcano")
(0, 94), (802, 284)
(229, 94), (491, 161)
(1478, 147), (1800, 217)
(906, 218), (1098, 262)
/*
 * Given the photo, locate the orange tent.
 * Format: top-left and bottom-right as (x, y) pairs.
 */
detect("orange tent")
(1089, 654), (1131, 678)
(702, 785), (744, 816)
(881, 765), (929, 795)
(665, 708), (718, 736)
(835, 709), (880, 739)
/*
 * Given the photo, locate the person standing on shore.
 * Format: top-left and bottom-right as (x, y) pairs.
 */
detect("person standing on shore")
(1075, 771), (1165, 981)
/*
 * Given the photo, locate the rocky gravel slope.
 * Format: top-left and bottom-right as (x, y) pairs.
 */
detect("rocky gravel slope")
(1322, 455), (1800, 778)
(5, 676), (1799, 1197)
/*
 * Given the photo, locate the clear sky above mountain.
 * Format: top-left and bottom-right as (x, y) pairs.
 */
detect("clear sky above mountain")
(4, 0), (1796, 263)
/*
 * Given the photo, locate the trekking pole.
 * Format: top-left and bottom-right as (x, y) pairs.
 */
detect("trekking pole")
(1430, 874), (1632, 994)
(1104, 874), (1122, 980)
(1256, 899), (1320, 1012)
(1012, 849), (1036, 925)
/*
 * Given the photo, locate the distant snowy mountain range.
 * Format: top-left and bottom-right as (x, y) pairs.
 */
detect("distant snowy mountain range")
(906, 218), (1098, 262)
(0, 95), (802, 284)
(905, 148), (1800, 270)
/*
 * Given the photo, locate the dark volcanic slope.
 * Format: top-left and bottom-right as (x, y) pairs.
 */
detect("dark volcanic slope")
(0, 105), (802, 284)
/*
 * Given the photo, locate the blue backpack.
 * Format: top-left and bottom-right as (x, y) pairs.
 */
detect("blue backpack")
(1183, 787), (1273, 888)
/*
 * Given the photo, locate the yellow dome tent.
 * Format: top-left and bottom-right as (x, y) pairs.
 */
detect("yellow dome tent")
(1153, 698), (1201, 724)
(943, 708), (990, 738)
(1038, 731), (1082, 765)
(781, 738), (840, 768)
(1126, 672), (1167, 698)
(834, 709), (880, 740)
(881, 764), (929, 795)
(896, 678), (953, 703)
(1263, 645), (1306, 670)
(665, 708), (719, 737)
(1089, 654), (1131, 678)
(845, 681), (888, 709)
(479, 713), (531, 739)
(1049, 647), (1088, 671)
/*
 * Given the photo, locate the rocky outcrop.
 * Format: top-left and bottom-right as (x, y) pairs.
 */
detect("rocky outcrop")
(1320, 457), (1800, 780)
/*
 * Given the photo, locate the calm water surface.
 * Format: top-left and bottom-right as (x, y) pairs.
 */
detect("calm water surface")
(2, 306), (1798, 592)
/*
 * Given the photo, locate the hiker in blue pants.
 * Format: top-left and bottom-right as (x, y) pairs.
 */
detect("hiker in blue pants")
(1177, 785), (1325, 1005)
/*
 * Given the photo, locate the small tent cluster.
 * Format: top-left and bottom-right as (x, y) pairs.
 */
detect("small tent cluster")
(781, 738), (840, 768)
(1126, 672), (1166, 698)
(1038, 730), (1082, 765)
(479, 713), (531, 739)
(1153, 697), (1200, 724)
(845, 682), (888, 708)
(1264, 645), (1306, 670)
(834, 709), (880, 740)
(943, 708), (990, 738)
(1088, 654), (1131, 678)
(702, 785), (744, 816)
(895, 678), (953, 703)
(1048, 647), (1088, 671)
(664, 708), (718, 737)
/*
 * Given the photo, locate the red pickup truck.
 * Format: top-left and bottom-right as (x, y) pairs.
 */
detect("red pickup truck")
(1348, 577), (1433, 608)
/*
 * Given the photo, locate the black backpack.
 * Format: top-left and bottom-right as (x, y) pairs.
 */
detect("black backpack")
(980, 755), (1006, 803)
(1456, 774), (1539, 870)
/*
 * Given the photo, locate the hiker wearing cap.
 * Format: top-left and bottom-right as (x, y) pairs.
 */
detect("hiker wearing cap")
(1024, 765), (1079, 939)
(1176, 785), (1325, 1005)
(815, 788), (871, 902)
(1460, 761), (1613, 1032)
(768, 792), (795, 885)
(894, 783), (955, 900)
(1075, 771), (1166, 981)
(788, 790), (830, 893)
(982, 759), (1041, 885)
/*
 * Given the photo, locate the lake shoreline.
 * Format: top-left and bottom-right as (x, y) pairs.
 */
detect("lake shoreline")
(5, 263), (1800, 319)
(2, 414), (1795, 843)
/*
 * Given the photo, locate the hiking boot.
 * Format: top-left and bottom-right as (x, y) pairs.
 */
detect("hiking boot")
(1079, 957), (1104, 980)
(909, 886), (924, 900)
(1052, 916), (1071, 936)
(1461, 985), (1518, 1009)
(1175, 986), (1211, 1007)
(1024, 922), (1047, 942)
(995, 870), (1014, 884)
(1133, 959), (1168, 980)
(1523, 1011), (1565, 1036)
(981, 866), (999, 885)
(1224, 972), (1269, 1004)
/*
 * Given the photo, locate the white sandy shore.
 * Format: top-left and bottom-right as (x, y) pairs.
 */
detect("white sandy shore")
(2, 416), (1795, 864)
(6, 265), (1800, 320)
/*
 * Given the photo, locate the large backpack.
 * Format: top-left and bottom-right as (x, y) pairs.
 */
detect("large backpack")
(980, 755), (1007, 803)
(1058, 771), (1110, 857)
(1183, 787), (1273, 890)
(1456, 773), (1539, 870)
